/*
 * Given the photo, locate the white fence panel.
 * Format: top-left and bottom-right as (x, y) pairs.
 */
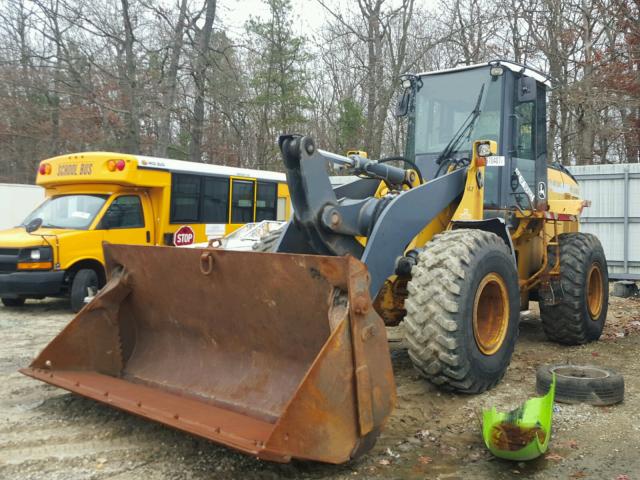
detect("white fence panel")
(569, 164), (640, 280)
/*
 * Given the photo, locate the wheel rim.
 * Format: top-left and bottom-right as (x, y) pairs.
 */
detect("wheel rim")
(586, 264), (603, 319)
(473, 273), (510, 355)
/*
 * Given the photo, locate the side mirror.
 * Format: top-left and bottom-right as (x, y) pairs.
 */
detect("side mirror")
(518, 77), (536, 103)
(394, 89), (410, 118)
(25, 218), (43, 233)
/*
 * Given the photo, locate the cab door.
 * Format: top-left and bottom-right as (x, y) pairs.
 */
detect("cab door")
(98, 193), (154, 246)
(505, 76), (548, 212)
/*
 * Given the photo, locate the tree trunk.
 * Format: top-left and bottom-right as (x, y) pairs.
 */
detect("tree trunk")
(156, 0), (188, 157)
(576, 0), (595, 165)
(120, 0), (140, 154)
(189, 0), (217, 163)
(362, 1), (382, 159)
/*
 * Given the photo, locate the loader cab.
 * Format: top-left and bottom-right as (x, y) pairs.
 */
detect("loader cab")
(406, 60), (550, 213)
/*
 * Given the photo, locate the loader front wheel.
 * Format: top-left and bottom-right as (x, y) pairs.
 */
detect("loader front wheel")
(404, 229), (520, 394)
(539, 233), (608, 344)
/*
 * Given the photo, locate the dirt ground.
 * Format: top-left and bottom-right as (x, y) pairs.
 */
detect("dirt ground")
(1, 293), (639, 480)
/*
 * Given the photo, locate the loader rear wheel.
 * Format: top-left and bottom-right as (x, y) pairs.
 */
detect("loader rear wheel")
(539, 233), (608, 344)
(404, 229), (520, 394)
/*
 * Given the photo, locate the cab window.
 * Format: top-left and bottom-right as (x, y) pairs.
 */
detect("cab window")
(515, 101), (535, 160)
(256, 182), (277, 221)
(231, 179), (254, 223)
(99, 195), (144, 229)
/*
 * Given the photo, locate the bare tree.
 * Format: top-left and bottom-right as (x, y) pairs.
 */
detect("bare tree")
(188, 0), (216, 162)
(155, 0), (189, 157)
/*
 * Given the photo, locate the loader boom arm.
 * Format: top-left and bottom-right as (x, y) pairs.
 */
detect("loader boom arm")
(277, 135), (467, 296)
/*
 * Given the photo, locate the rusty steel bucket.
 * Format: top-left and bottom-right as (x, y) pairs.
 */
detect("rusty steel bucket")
(20, 244), (396, 463)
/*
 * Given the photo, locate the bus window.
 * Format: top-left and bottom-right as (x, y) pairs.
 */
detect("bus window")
(23, 194), (107, 230)
(256, 182), (277, 221)
(202, 176), (229, 223)
(231, 179), (254, 223)
(171, 174), (200, 222)
(100, 195), (144, 229)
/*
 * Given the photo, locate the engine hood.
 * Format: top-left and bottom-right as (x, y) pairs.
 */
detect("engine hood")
(0, 227), (79, 248)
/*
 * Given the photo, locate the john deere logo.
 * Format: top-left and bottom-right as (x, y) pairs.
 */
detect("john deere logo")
(538, 182), (547, 200)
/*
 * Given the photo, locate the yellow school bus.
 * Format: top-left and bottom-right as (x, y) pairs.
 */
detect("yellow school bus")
(0, 152), (290, 311)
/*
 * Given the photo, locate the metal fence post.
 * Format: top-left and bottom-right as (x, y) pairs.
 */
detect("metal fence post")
(624, 166), (630, 274)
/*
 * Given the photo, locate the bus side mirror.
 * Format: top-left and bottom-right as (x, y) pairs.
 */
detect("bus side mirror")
(25, 218), (43, 233)
(394, 90), (410, 118)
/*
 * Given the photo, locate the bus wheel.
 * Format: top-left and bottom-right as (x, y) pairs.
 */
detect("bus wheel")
(70, 269), (99, 313)
(2, 298), (26, 307)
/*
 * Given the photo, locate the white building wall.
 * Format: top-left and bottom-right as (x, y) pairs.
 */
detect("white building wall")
(0, 184), (45, 230)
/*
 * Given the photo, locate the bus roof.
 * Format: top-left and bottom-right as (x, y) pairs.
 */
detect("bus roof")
(37, 152), (287, 187)
(136, 155), (287, 182)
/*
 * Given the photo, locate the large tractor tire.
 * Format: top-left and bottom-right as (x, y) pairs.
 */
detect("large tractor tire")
(404, 229), (520, 394)
(539, 233), (608, 344)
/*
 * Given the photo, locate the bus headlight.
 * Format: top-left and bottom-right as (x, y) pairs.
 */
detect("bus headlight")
(17, 247), (54, 270)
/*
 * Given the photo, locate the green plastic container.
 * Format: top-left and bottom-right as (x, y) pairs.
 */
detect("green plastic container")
(482, 375), (556, 461)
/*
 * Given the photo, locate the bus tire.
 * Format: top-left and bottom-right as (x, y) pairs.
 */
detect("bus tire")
(2, 297), (26, 307)
(70, 269), (99, 313)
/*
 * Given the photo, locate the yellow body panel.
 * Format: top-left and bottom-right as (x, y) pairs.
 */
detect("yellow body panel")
(547, 167), (584, 216)
(376, 143), (586, 321)
(0, 152), (291, 283)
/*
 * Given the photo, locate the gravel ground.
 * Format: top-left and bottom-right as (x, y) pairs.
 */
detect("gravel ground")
(1, 293), (639, 480)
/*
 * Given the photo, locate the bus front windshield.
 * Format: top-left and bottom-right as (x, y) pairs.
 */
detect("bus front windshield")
(22, 194), (108, 230)
(414, 67), (503, 155)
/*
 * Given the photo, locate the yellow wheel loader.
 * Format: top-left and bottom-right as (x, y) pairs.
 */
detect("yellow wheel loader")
(21, 60), (608, 464)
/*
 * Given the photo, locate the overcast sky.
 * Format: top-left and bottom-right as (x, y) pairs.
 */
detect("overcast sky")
(220, 0), (330, 36)
(218, 0), (438, 37)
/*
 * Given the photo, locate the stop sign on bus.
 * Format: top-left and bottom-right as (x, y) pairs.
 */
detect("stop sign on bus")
(173, 225), (195, 246)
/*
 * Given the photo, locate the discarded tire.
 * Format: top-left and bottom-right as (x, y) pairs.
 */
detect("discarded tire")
(536, 364), (624, 406)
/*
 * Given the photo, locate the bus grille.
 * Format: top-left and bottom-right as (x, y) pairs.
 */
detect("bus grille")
(0, 248), (19, 273)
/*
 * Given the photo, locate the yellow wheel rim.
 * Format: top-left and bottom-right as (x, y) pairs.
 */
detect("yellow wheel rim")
(473, 273), (510, 356)
(587, 264), (604, 319)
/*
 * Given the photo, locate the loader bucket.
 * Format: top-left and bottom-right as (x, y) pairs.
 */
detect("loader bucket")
(20, 244), (396, 463)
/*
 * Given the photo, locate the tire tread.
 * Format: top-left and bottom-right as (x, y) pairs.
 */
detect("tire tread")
(539, 233), (608, 344)
(404, 229), (517, 394)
